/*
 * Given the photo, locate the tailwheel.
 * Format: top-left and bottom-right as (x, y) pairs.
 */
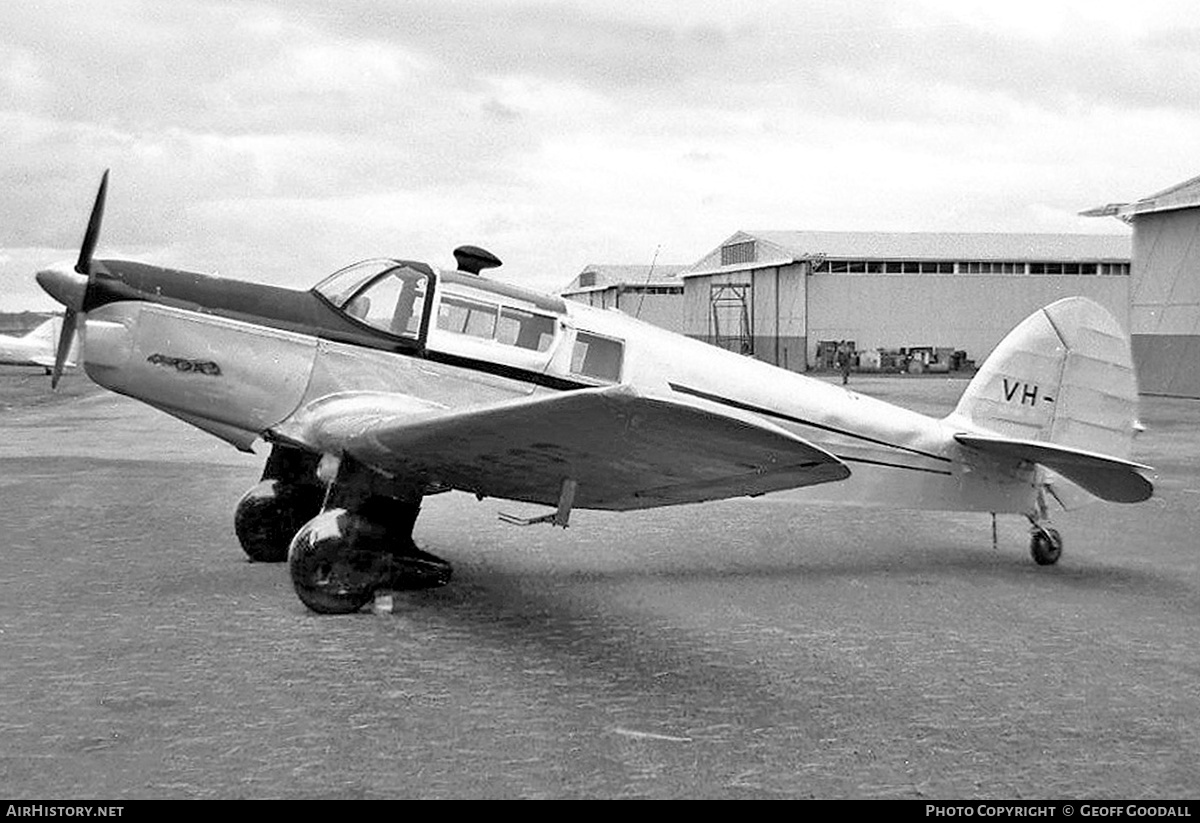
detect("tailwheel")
(288, 509), (389, 614)
(234, 480), (322, 562)
(1030, 526), (1063, 566)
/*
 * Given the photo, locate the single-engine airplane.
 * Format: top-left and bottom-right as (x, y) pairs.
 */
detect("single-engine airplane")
(0, 315), (79, 373)
(36, 173), (1155, 613)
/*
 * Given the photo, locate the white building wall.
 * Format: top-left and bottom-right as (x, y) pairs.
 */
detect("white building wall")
(1129, 208), (1200, 396)
(805, 274), (1129, 366)
(615, 292), (685, 333)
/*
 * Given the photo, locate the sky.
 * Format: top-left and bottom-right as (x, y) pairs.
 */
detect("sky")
(3, 0), (1199, 311)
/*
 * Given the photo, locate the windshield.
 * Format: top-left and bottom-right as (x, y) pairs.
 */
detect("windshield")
(314, 260), (431, 341)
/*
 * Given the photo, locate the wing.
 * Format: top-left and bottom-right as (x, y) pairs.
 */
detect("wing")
(279, 385), (850, 510)
(955, 433), (1154, 504)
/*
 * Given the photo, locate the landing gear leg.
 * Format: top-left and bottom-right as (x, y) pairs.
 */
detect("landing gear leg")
(234, 443), (324, 562)
(288, 453), (451, 614)
(1026, 490), (1063, 566)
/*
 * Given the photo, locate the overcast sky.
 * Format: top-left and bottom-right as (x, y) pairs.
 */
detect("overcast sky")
(3, 0), (1199, 310)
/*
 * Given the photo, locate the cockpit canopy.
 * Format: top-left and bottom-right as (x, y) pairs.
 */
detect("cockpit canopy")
(312, 258), (564, 355)
(314, 258), (626, 383)
(313, 259), (432, 341)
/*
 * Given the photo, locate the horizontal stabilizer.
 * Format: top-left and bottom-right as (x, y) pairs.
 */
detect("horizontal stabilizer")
(955, 433), (1154, 504)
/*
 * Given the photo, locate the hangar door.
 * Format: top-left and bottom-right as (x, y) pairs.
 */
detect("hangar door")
(709, 283), (753, 355)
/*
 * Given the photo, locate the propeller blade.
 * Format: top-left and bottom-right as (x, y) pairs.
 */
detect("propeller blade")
(50, 309), (77, 390)
(76, 169), (109, 276)
(46, 170), (106, 389)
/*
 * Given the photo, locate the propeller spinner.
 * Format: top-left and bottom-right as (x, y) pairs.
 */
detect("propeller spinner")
(35, 170), (108, 388)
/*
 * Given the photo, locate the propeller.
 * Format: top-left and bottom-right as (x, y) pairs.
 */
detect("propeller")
(36, 170), (108, 389)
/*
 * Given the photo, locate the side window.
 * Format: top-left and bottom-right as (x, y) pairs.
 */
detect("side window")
(498, 307), (557, 352)
(437, 291), (559, 353)
(571, 331), (624, 382)
(438, 296), (498, 339)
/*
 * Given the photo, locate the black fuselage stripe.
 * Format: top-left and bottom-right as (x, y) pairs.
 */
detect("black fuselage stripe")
(421, 350), (590, 391)
(668, 382), (953, 464)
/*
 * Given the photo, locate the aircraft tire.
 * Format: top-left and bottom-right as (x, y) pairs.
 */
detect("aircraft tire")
(1030, 527), (1063, 566)
(288, 509), (382, 614)
(234, 480), (322, 563)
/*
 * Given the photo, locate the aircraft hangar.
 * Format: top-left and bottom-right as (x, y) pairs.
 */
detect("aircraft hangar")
(562, 173), (1200, 395)
(1083, 174), (1200, 399)
(678, 231), (1131, 372)
(558, 264), (688, 333)
(564, 232), (1132, 373)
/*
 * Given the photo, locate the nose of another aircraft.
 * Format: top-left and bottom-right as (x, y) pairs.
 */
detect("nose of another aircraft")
(36, 264), (89, 312)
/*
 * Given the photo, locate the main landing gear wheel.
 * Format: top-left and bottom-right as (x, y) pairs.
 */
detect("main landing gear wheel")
(288, 507), (453, 615)
(1030, 526), (1063, 566)
(234, 480), (323, 563)
(288, 509), (388, 614)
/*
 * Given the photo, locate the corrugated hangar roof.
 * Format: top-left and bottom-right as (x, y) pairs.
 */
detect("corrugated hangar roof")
(560, 263), (687, 294)
(683, 230), (1130, 277)
(1081, 173), (1200, 220)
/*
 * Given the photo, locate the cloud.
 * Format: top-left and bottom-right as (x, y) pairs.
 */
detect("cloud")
(2, 0), (1197, 309)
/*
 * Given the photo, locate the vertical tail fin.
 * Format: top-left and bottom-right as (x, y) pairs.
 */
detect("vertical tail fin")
(25, 316), (79, 368)
(947, 297), (1140, 461)
(25, 317), (61, 345)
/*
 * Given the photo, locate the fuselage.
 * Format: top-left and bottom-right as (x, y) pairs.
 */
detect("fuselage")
(0, 334), (49, 367)
(0, 319), (73, 368)
(57, 257), (1038, 516)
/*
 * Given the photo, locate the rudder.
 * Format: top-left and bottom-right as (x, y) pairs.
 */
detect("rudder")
(947, 297), (1141, 461)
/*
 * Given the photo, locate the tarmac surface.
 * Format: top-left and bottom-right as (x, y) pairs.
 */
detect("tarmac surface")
(1, 367), (1198, 799)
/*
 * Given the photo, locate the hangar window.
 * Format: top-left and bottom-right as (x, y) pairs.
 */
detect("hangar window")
(578, 271), (597, 287)
(1100, 263), (1130, 276)
(965, 261), (1023, 274)
(626, 286), (683, 295)
(721, 241), (757, 266)
(1031, 262), (1097, 275)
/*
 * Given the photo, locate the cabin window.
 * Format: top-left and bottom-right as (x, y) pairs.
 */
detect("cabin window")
(571, 331), (624, 382)
(439, 295), (498, 340)
(437, 291), (559, 352)
(498, 307), (557, 352)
